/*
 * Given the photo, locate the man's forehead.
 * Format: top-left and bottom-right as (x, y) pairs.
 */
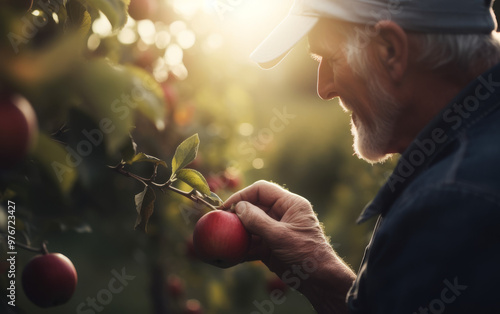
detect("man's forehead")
(308, 19), (347, 56)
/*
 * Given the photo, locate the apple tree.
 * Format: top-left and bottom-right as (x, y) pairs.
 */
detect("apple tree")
(0, 0), (306, 313)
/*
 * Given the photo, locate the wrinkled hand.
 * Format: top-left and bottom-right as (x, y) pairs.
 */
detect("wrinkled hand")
(224, 180), (334, 277)
(224, 181), (355, 314)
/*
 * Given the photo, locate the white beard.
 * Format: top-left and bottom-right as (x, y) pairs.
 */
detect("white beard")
(346, 77), (401, 164)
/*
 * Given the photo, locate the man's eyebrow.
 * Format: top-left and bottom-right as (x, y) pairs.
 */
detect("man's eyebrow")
(307, 41), (322, 61)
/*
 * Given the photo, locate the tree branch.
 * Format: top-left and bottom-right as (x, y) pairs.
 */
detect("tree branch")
(110, 163), (220, 211)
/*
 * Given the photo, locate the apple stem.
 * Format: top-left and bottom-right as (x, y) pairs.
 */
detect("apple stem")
(110, 163), (219, 211)
(41, 241), (49, 255)
(163, 184), (219, 211)
(1, 233), (48, 254)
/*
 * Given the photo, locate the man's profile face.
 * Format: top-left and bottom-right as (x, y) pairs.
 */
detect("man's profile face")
(308, 19), (402, 163)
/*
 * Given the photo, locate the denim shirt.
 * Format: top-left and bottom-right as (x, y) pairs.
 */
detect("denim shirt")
(347, 63), (500, 314)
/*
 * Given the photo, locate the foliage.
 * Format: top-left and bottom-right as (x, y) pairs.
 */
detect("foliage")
(0, 0), (295, 313)
(2, 0), (493, 313)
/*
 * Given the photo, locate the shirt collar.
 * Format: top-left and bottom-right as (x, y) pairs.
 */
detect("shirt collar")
(357, 62), (500, 224)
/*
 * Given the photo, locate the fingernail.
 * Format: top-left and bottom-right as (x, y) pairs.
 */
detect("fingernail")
(235, 202), (247, 216)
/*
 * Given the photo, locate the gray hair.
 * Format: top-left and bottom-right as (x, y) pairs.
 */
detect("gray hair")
(343, 26), (500, 75)
(413, 32), (500, 70)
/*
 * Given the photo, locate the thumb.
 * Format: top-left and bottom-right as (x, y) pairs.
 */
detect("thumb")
(234, 201), (278, 238)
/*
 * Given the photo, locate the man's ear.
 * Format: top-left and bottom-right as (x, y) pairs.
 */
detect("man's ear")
(372, 20), (408, 83)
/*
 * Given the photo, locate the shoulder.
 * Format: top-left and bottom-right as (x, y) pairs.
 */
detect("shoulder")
(348, 71), (500, 314)
(385, 121), (500, 240)
(357, 185), (500, 313)
(400, 106), (500, 205)
(363, 122), (500, 311)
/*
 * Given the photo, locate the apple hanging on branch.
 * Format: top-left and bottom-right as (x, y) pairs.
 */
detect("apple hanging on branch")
(111, 134), (223, 231)
(15, 242), (78, 308)
(0, 93), (38, 169)
(193, 209), (250, 268)
(110, 134), (251, 268)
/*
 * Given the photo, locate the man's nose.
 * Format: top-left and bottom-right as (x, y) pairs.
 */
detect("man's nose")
(317, 59), (338, 100)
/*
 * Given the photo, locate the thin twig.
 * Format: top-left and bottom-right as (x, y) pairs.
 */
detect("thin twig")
(165, 184), (219, 211)
(0, 234), (48, 254)
(110, 163), (219, 211)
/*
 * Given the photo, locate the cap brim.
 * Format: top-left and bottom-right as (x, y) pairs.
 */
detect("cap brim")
(250, 14), (319, 69)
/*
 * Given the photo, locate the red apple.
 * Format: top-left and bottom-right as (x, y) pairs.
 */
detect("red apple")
(128, 0), (157, 21)
(183, 298), (203, 314)
(22, 253), (78, 308)
(0, 94), (38, 168)
(193, 210), (250, 268)
(221, 171), (242, 190)
(206, 176), (223, 193)
(166, 274), (184, 298)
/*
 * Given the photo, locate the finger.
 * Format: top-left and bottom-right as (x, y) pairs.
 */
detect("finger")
(224, 180), (285, 207)
(224, 180), (292, 217)
(235, 201), (283, 239)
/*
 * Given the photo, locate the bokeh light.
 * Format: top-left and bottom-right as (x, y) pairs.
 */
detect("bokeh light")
(164, 44), (183, 65)
(252, 158), (265, 169)
(92, 12), (112, 37)
(171, 0), (294, 59)
(87, 33), (100, 51)
(118, 28), (138, 45)
(177, 29), (196, 49)
(239, 123), (254, 136)
(137, 20), (156, 45)
(155, 30), (172, 49)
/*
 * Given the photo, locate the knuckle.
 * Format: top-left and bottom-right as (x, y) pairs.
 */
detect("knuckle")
(253, 180), (272, 188)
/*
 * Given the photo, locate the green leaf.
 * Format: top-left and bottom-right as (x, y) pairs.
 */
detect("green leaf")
(66, 0), (86, 29)
(127, 152), (167, 168)
(32, 133), (78, 194)
(125, 66), (167, 130)
(176, 169), (211, 196)
(74, 61), (166, 155)
(75, 59), (134, 155)
(64, 0), (92, 40)
(120, 135), (137, 163)
(134, 186), (156, 232)
(205, 192), (224, 207)
(171, 134), (199, 176)
(78, 11), (93, 38)
(72, 59), (134, 155)
(86, 0), (129, 30)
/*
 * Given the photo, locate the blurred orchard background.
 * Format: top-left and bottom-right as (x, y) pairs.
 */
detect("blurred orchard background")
(2, 0), (498, 313)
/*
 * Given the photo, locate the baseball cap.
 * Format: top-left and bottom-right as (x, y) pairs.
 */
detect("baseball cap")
(251, 0), (497, 69)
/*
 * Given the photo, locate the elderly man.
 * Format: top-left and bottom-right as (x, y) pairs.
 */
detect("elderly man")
(224, 0), (500, 313)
